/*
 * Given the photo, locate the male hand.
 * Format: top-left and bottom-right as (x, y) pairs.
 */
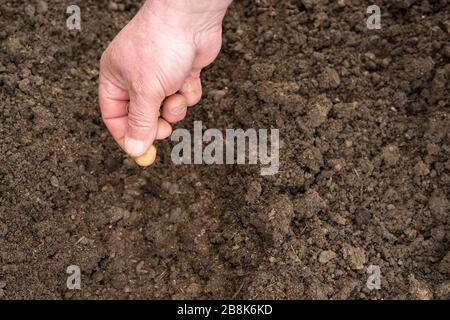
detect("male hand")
(99, 0), (231, 157)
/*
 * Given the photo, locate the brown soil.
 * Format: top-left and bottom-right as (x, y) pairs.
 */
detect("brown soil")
(0, 0), (449, 299)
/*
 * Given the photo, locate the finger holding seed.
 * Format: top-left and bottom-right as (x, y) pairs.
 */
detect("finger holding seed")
(125, 102), (164, 167)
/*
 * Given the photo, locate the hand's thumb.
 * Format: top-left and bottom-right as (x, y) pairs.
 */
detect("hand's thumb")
(124, 93), (161, 157)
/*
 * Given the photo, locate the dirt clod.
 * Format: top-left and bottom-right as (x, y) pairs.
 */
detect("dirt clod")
(294, 189), (327, 219)
(342, 245), (367, 271)
(318, 250), (337, 264)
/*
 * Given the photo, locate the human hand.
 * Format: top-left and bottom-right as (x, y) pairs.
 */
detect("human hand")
(99, 0), (231, 159)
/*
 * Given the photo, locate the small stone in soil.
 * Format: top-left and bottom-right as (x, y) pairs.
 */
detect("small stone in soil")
(318, 250), (337, 264)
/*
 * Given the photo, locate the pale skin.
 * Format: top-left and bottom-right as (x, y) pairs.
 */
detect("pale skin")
(99, 0), (233, 165)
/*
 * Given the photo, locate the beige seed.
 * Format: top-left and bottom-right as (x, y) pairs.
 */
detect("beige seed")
(134, 145), (157, 167)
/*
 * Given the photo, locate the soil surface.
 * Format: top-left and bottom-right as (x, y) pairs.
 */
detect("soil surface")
(0, 0), (449, 299)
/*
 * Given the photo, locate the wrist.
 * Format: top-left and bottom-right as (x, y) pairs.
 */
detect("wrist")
(141, 0), (232, 33)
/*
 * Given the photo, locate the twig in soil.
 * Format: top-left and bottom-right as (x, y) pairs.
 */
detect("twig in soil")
(300, 226), (307, 235)
(290, 245), (301, 263)
(231, 280), (246, 299)
(157, 271), (167, 281)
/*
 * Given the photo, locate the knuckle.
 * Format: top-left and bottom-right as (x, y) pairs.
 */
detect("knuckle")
(128, 109), (156, 129)
(130, 77), (146, 95)
(155, 71), (178, 96)
(128, 117), (153, 130)
(130, 77), (165, 102)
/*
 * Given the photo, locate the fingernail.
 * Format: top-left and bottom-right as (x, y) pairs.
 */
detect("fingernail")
(170, 105), (186, 115)
(124, 136), (147, 157)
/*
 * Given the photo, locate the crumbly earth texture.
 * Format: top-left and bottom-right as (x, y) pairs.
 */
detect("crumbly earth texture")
(0, 0), (449, 299)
